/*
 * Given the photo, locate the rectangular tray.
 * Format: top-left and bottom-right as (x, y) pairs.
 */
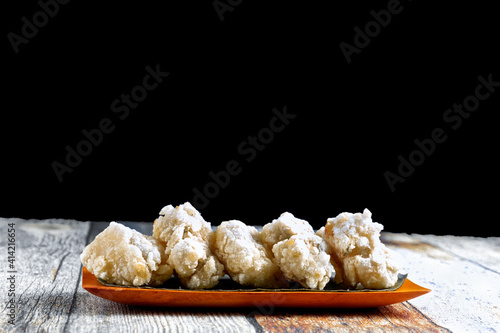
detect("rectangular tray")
(82, 268), (430, 308)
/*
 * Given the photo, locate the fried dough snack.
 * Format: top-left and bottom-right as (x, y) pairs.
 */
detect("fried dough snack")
(214, 220), (287, 288)
(272, 235), (334, 290)
(260, 212), (314, 252)
(261, 212), (334, 290)
(80, 222), (173, 286)
(153, 202), (224, 289)
(323, 209), (401, 289)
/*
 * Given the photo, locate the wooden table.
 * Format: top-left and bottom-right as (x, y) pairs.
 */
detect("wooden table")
(1, 218), (499, 332)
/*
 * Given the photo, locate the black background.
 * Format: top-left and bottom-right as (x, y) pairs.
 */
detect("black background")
(2, 0), (499, 236)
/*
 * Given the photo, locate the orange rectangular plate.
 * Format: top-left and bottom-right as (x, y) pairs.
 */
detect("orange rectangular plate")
(82, 267), (430, 308)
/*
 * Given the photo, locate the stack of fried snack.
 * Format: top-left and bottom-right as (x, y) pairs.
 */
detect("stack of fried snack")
(80, 203), (401, 290)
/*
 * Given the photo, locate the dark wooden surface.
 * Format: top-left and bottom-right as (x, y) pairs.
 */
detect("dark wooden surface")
(1, 218), (499, 332)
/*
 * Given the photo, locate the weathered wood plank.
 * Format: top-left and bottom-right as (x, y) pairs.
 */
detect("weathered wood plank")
(253, 302), (450, 332)
(383, 232), (500, 333)
(0, 218), (91, 332)
(412, 234), (500, 272)
(65, 295), (258, 333)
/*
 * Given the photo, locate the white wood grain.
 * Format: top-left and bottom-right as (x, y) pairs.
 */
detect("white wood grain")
(0, 218), (90, 332)
(412, 234), (500, 272)
(383, 232), (500, 333)
(65, 289), (258, 333)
